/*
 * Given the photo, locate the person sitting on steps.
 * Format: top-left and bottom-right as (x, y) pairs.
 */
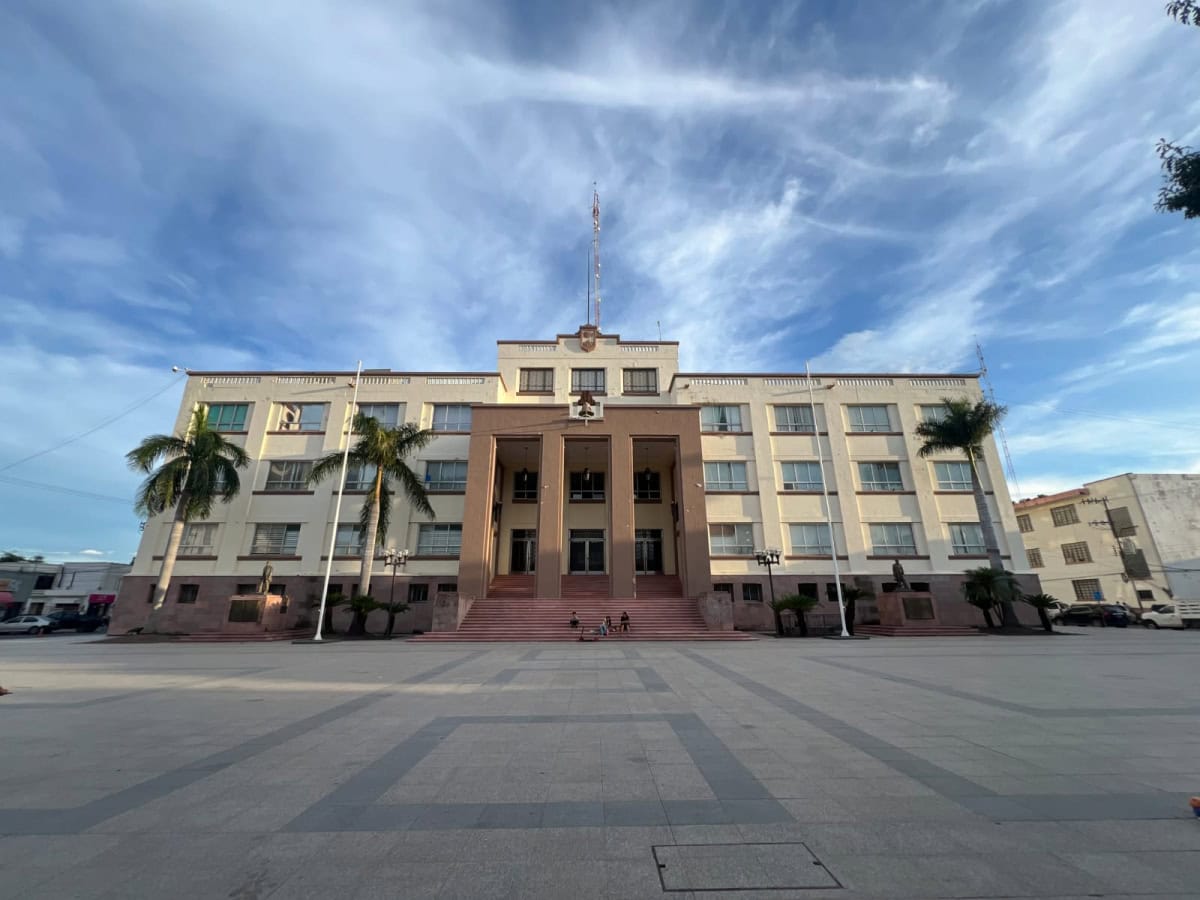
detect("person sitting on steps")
(569, 611), (579, 629)
(620, 610), (630, 633)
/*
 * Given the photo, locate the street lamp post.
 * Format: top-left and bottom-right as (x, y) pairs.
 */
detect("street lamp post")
(384, 548), (411, 609)
(755, 548), (781, 606)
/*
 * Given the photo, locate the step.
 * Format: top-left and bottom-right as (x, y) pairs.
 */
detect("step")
(855, 624), (983, 637)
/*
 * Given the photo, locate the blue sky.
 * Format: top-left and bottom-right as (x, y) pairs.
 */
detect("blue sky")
(2, 0), (1199, 562)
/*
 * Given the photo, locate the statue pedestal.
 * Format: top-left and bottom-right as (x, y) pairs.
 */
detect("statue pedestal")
(877, 592), (937, 628)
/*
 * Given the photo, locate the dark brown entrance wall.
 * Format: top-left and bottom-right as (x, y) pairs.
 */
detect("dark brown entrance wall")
(458, 404), (712, 600)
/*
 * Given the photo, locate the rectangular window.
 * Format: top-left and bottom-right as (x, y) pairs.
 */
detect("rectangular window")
(869, 523), (917, 555)
(713, 582), (734, 597)
(250, 524), (301, 556)
(847, 405), (892, 433)
(742, 583), (763, 603)
(933, 461), (973, 491)
(622, 368), (658, 394)
(179, 523), (217, 557)
(568, 471), (606, 501)
(1017, 514), (1033, 533)
(1027, 548), (1044, 568)
(701, 405), (743, 432)
(437, 583), (458, 594)
(277, 403), (326, 432)
(407, 583), (429, 603)
(858, 462), (904, 492)
(34, 574), (54, 590)
(774, 405), (815, 433)
(1062, 541), (1092, 564)
(334, 524), (363, 556)
(704, 461), (748, 491)
(781, 461), (823, 491)
(513, 469), (538, 501)
(431, 404), (472, 432)
(177, 584), (199, 604)
(1136, 589), (1154, 601)
(949, 523), (986, 555)
(236, 584), (257, 596)
(425, 460), (467, 491)
(206, 403), (249, 432)
(519, 368), (554, 392)
(356, 403), (401, 428)
(570, 368), (606, 393)
(1051, 504), (1079, 527)
(919, 404), (949, 424)
(264, 460), (312, 491)
(345, 462), (378, 491)
(417, 524), (462, 557)
(1072, 578), (1102, 602)
(634, 470), (661, 501)
(709, 523), (754, 555)
(789, 523), (832, 556)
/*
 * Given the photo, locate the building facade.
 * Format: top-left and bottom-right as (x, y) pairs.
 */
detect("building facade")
(1013, 473), (1200, 610)
(0, 561), (129, 619)
(112, 328), (1036, 634)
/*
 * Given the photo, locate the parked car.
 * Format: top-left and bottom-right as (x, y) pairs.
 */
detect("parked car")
(1052, 604), (1130, 627)
(0, 615), (54, 635)
(1046, 600), (1071, 621)
(45, 611), (108, 633)
(1141, 605), (1185, 629)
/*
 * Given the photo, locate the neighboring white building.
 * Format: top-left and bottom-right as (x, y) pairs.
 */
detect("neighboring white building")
(0, 562), (130, 617)
(1013, 474), (1200, 609)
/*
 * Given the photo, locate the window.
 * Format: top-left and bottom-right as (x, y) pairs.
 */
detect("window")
(179, 523), (217, 557)
(1062, 541), (1092, 564)
(334, 524), (364, 556)
(357, 403), (401, 427)
(858, 462), (904, 492)
(709, 523), (754, 555)
(713, 582), (734, 597)
(634, 470), (661, 501)
(1072, 578), (1102, 602)
(264, 460), (312, 491)
(780, 461), (823, 491)
(1017, 514), (1033, 533)
(277, 403), (326, 432)
(949, 523), (986, 555)
(34, 574), (54, 590)
(1051, 504), (1079, 527)
(345, 462), (377, 491)
(933, 462), (973, 491)
(742, 583), (763, 603)
(569, 471), (605, 501)
(250, 524), (301, 556)
(407, 583), (429, 603)
(774, 405), (815, 433)
(512, 469), (537, 501)
(236, 584), (257, 596)
(789, 523), (832, 556)
(622, 368), (658, 394)
(919, 404), (949, 424)
(426, 460), (467, 491)
(206, 403), (249, 432)
(177, 584), (199, 604)
(869, 523), (917, 555)
(437, 583), (458, 593)
(417, 524), (462, 557)
(571, 368), (606, 393)
(431, 404), (472, 432)
(1027, 548), (1044, 567)
(847, 405), (892, 433)
(519, 368), (554, 392)
(1136, 589), (1154, 602)
(704, 461), (748, 491)
(701, 405), (743, 432)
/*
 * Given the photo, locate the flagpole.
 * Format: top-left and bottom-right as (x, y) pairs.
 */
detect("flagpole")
(807, 361), (850, 638)
(313, 361), (363, 641)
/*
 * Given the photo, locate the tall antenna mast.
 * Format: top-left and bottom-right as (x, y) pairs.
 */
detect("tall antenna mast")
(976, 340), (1021, 498)
(592, 184), (601, 331)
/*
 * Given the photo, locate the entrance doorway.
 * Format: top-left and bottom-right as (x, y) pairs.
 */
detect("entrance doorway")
(635, 529), (664, 574)
(510, 529), (537, 574)
(568, 529), (605, 573)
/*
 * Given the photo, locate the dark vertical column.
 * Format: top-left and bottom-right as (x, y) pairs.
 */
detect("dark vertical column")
(535, 434), (564, 598)
(676, 425), (712, 598)
(458, 429), (497, 600)
(610, 432), (635, 597)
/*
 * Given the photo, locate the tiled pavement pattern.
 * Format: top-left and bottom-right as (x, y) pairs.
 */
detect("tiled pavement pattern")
(2, 630), (1199, 898)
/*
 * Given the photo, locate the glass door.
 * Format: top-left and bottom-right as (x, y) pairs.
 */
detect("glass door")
(510, 529), (537, 574)
(568, 529), (605, 573)
(635, 529), (663, 574)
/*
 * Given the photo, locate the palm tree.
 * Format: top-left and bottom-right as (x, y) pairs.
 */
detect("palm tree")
(309, 414), (435, 608)
(962, 566), (1020, 629)
(127, 408), (250, 623)
(1022, 592), (1059, 633)
(774, 593), (819, 636)
(915, 397), (1016, 624)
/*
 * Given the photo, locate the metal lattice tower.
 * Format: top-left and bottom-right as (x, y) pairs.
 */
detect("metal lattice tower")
(976, 341), (1021, 498)
(592, 186), (601, 330)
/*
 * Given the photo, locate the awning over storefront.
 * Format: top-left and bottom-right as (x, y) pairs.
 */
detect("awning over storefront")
(88, 593), (116, 605)
(0, 592), (15, 606)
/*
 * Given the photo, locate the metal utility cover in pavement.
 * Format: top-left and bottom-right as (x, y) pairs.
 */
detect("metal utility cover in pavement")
(653, 842), (842, 892)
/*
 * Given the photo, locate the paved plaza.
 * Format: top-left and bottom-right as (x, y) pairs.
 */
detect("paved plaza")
(2, 630), (1199, 899)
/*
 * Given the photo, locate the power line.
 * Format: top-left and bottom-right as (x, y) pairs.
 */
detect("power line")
(0, 474), (130, 504)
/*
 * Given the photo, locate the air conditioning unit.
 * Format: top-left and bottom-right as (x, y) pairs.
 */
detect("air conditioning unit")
(569, 400), (603, 420)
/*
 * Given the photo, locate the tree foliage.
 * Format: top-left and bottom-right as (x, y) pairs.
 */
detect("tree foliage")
(1021, 592), (1060, 633)
(1155, 3), (1200, 219)
(962, 566), (1021, 629)
(1166, 1), (1200, 26)
(770, 593), (819, 636)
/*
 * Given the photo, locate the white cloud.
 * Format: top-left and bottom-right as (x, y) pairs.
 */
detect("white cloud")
(79, 549), (106, 556)
(40, 234), (128, 266)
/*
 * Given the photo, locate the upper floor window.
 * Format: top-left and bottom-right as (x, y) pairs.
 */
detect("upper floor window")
(704, 461), (748, 491)
(1062, 541), (1092, 564)
(1027, 548), (1044, 568)
(250, 523), (301, 556)
(933, 461), (973, 491)
(1071, 578), (1101, 602)
(519, 368), (554, 392)
(571, 368), (606, 393)
(431, 404), (472, 432)
(264, 460), (312, 491)
(179, 523), (217, 557)
(858, 462), (904, 492)
(569, 471), (605, 501)
(345, 462), (377, 491)
(417, 523), (463, 557)
(206, 403), (249, 433)
(781, 462), (823, 491)
(1051, 504), (1079, 527)
(949, 523), (986, 555)
(356, 403), (401, 428)
(701, 405), (743, 432)
(277, 403), (326, 432)
(425, 460), (467, 491)
(774, 405), (815, 433)
(334, 524), (364, 556)
(513, 469), (538, 501)
(1017, 514), (1033, 533)
(847, 405), (892, 433)
(789, 523), (832, 556)
(622, 368), (658, 394)
(709, 523), (754, 555)
(869, 523), (917, 556)
(919, 404), (949, 424)
(634, 470), (661, 501)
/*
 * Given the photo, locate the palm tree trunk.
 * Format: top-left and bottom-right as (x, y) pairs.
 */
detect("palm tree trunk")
(1037, 608), (1052, 632)
(797, 609), (809, 637)
(358, 467), (384, 598)
(980, 607), (995, 628)
(147, 494), (189, 632)
(773, 608), (784, 636)
(385, 611), (396, 637)
(967, 451), (1017, 626)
